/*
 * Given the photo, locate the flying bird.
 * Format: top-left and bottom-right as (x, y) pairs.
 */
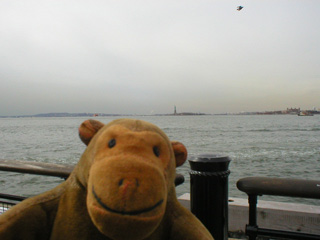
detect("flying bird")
(237, 6), (244, 11)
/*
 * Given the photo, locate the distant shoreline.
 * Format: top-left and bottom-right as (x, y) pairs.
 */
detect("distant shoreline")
(0, 112), (207, 118)
(1, 109), (319, 118)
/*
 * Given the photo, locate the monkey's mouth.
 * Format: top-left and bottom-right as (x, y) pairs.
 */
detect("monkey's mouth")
(92, 186), (164, 216)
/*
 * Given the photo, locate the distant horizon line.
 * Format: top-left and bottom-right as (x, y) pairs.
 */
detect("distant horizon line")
(1, 108), (320, 118)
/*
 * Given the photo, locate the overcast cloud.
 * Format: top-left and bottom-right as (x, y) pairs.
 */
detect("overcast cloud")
(1, 0), (319, 116)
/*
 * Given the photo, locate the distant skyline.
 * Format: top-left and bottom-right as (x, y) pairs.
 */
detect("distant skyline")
(1, 1), (319, 116)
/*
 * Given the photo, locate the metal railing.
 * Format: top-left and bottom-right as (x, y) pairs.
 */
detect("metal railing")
(237, 177), (320, 240)
(3, 159), (320, 240)
(0, 159), (74, 179)
(0, 159), (75, 212)
(0, 159), (185, 213)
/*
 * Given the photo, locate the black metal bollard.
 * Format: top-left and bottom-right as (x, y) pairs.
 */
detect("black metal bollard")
(189, 154), (231, 240)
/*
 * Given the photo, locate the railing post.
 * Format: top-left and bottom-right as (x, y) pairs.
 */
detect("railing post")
(237, 177), (320, 240)
(247, 194), (258, 240)
(189, 154), (231, 240)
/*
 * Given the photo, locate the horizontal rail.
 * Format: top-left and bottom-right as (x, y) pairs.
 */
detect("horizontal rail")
(237, 177), (320, 199)
(247, 226), (320, 240)
(0, 159), (185, 213)
(0, 159), (185, 186)
(0, 159), (74, 179)
(237, 177), (320, 240)
(0, 193), (26, 201)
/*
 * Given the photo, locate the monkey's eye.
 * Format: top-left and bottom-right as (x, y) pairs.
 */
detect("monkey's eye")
(108, 139), (116, 148)
(153, 146), (160, 157)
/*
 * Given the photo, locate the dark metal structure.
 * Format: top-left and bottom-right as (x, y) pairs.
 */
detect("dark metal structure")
(189, 154), (231, 240)
(0, 159), (74, 179)
(237, 177), (320, 240)
(0, 159), (184, 213)
(3, 159), (320, 240)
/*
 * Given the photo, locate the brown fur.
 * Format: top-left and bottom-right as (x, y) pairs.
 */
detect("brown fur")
(0, 119), (213, 240)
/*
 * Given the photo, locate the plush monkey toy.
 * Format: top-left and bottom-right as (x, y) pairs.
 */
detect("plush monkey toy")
(0, 119), (213, 240)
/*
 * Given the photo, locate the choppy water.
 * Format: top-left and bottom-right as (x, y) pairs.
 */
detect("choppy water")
(1, 115), (319, 205)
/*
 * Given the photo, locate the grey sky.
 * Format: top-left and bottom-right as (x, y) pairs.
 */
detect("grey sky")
(1, 0), (319, 115)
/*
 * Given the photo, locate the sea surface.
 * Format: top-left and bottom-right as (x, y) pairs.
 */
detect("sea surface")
(0, 115), (319, 205)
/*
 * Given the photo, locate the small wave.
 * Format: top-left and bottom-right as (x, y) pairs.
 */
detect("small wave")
(249, 129), (272, 132)
(290, 128), (320, 132)
(249, 128), (320, 132)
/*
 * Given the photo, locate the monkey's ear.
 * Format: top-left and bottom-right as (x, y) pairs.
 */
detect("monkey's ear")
(171, 141), (188, 167)
(79, 119), (104, 145)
